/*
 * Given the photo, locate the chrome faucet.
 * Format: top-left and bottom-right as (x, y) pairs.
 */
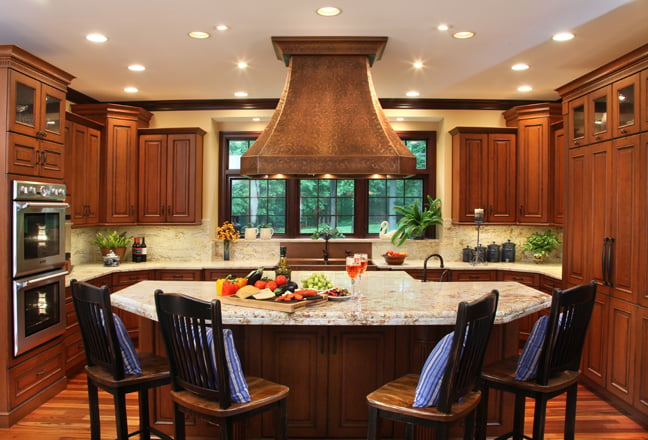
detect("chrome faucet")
(422, 253), (445, 282)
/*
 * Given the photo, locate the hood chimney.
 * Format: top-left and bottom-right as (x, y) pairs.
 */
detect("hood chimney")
(240, 36), (417, 178)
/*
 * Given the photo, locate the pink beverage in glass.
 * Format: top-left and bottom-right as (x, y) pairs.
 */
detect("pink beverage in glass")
(346, 261), (362, 279)
(355, 253), (368, 275)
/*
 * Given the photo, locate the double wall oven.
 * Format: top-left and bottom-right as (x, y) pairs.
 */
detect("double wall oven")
(12, 180), (68, 356)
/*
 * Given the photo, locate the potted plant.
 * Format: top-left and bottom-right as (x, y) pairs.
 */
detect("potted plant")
(258, 223), (274, 240)
(94, 230), (132, 261)
(244, 223), (257, 240)
(523, 229), (561, 263)
(391, 195), (443, 247)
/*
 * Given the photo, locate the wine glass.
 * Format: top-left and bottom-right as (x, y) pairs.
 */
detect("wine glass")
(354, 253), (368, 293)
(345, 256), (362, 297)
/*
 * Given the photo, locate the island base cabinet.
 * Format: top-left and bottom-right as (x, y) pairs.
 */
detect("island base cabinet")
(140, 320), (522, 439)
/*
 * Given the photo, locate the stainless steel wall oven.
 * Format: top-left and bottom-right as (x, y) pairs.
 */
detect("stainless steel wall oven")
(12, 180), (68, 356)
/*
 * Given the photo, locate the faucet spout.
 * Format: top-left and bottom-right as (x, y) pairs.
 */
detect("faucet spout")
(422, 253), (445, 282)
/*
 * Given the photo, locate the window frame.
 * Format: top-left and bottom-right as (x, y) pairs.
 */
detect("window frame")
(219, 130), (436, 238)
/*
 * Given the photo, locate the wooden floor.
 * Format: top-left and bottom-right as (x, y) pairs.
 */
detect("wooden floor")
(0, 375), (645, 439)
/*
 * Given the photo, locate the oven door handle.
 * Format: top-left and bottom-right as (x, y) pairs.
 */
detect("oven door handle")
(15, 270), (69, 288)
(15, 201), (69, 211)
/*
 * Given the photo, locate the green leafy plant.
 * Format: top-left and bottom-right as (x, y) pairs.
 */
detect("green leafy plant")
(311, 224), (344, 240)
(258, 223), (272, 228)
(391, 195), (442, 247)
(523, 229), (561, 258)
(93, 230), (133, 249)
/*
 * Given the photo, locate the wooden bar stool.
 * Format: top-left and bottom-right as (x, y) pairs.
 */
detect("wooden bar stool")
(366, 290), (499, 440)
(476, 281), (597, 440)
(70, 279), (172, 440)
(154, 290), (289, 440)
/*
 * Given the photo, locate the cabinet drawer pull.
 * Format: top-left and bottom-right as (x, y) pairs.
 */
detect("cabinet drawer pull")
(35, 369), (48, 377)
(469, 275), (479, 280)
(512, 276), (522, 281)
(620, 129), (627, 134)
(172, 274), (184, 279)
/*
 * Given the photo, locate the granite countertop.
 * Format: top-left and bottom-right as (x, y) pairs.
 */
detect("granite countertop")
(66, 259), (562, 286)
(110, 271), (551, 327)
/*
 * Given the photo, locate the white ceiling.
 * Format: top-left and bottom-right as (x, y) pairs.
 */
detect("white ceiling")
(1, 0), (647, 103)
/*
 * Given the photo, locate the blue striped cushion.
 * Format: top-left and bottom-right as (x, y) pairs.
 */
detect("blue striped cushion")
(413, 331), (454, 407)
(515, 315), (548, 380)
(112, 313), (143, 376)
(205, 328), (251, 403)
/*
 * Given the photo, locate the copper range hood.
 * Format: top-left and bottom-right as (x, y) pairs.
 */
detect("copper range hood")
(240, 36), (417, 178)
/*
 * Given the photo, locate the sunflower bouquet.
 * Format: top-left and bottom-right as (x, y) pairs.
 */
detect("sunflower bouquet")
(216, 221), (240, 242)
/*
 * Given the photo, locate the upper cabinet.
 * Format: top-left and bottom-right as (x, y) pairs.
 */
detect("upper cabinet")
(71, 104), (152, 224)
(1, 45), (74, 180)
(504, 103), (562, 224)
(450, 127), (517, 223)
(138, 128), (205, 224)
(612, 73), (641, 138)
(65, 113), (103, 225)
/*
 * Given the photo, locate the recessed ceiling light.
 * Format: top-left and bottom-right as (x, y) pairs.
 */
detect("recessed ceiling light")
(216, 24), (229, 31)
(124, 87), (139, 93)
(413, 60), (424, 69)
(86, 33), (108, 43)
(234, 91), (248, 97)
(552, 32), (574, 42)
(453, 31), (475, 39)
(517, 85), (533, 92)
(396, 117), (405, 122)
(252, 117), (261, 122)
(317, 6), (341, 16)
(406, 91), (420, 97)
(437, 24), (449, 31)
(128, 64), (146, 72)
(238, 61), (248, 69)
(511, 63), (529, 71)
(188, 31), (211, 39)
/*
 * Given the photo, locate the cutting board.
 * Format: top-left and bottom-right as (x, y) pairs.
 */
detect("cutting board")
(219, 295), (327, 313)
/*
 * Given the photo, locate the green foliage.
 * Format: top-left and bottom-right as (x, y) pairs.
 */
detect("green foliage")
(523, 230), (561, 257)
(391, 196), (443, 247)
(311, 224), (345, 240)
(93, 230), (132, 249)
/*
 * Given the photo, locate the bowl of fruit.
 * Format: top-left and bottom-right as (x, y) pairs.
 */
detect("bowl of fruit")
(382, 250), (407, 265)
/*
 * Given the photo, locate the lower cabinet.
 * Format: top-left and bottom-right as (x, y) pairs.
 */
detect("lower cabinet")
(636, 306), (648, 417)
(581, 293), (609, 387)
(259, 326), (396, 439)
(606, 297), (636, 405)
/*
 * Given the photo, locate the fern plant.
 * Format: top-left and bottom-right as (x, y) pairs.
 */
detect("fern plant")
(391, 195), (442, 247)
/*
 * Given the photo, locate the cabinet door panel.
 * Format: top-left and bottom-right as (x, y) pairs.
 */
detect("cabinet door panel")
(84, 127), (102, 224)
(609, 136), (641, 302)
(261, 326), (328, 438)
(517, 118), (549, 223)
(8, 132), (39, 176)
(565, 147), (589, 286)
(104, 119), (138, 223)
(328, 327), (395, 438)
(488, 133), (517, 222)
(167, 134), (198, 222)
(606, 298), (635, 404)
(453, 133), (488, 222)
(138, 135), (167, 222)
(37, 139), (65, 179)
(581, 293), (608, 386)
(9, 70), (41, 138)
(612, 73), (640, 137)
(552, 124), (565, 224)
(590, 143), (612, 287)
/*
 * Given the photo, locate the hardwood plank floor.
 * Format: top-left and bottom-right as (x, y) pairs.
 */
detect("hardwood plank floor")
(0, 375), (645, 439)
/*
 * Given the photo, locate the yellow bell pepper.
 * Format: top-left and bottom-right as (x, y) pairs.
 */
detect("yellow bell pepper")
(216, 278), (226, 296)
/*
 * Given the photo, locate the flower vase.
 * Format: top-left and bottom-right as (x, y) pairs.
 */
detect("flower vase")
(223, 241), (231, 261)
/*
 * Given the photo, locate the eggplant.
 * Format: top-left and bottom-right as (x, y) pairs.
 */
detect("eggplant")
(274, 281), (298, 296)
(245, 267), (264, 285)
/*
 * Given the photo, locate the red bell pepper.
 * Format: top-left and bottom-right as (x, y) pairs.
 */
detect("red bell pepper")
(221, 279), (240, 296)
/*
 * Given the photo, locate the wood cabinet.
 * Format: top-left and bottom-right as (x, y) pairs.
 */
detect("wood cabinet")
(636, 306), (648, 417)
(451, 269), (496, 282)
(71, 104), (152, 224)
(504, 103), (562, 224)
(1, 47), (73, 180)
(558, 43), (648, 425)
(65, 112), (102, 225)
(450, 127), (517, 223)
(110, 270), (153, 346)
(260, 325), (396, 438)
(155, 269), (202, 281)
(612, 73), (641, 138)
(138, 128), (205, 224)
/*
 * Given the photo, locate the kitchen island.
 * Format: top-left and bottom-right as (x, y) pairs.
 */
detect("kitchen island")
(110, 271), (550, 439)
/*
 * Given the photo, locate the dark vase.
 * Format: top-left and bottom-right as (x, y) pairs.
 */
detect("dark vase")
(223, 241), (230, 261)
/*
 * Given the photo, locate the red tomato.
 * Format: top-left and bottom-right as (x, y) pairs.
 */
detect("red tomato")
(275, 275), (288, 286)
(266, 281), (278, 291)
(254, 280), (267, 289)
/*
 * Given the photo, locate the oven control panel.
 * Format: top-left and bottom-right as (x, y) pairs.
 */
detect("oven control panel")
(13, 180), (66, 202)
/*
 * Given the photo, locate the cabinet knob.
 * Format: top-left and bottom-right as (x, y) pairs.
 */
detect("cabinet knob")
(620, 129), (627, 134)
